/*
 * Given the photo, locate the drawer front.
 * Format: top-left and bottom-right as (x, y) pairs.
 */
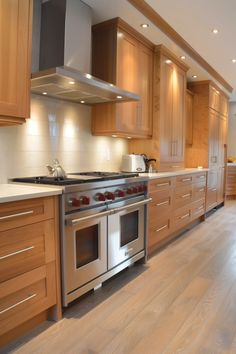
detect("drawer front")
(192, 183), (206, 202)
(193, 172), (207, 184)
(192, 199), (205, 219)
(0, 220), (55, 283)
(149, 190), (172, 219)
(176, 174), (193, 187)
(149, 177), (174, 193)
(173, 205), (192, 231)
(0, 197), (54, 232)
(0, 263), (56, 336)
(174, 185), (193, 208)
(206, 187), (217, 211)
(148, 216), (171, 250)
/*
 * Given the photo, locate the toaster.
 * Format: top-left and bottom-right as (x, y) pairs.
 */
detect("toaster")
(121, 154), (146, 172)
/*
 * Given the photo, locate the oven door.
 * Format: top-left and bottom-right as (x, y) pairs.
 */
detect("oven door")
(64, 208), (109, 293)
(108, 197), (149, 270)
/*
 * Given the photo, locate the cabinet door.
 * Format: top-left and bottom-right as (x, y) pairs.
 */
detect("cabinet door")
(209, 110), (219, 167)
(209, 86), (220, 112)
(116, 30), (139, 133)
(0, 0), (32, 123)
(172, 66), (185, 162)
(218, 117), (227, 167)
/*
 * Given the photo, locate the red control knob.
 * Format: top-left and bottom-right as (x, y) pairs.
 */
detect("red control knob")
(126, 188), (133, 195)
(105, 191), (115, 200)
(116, 189), (125, 198)
(138, 185), (144, 192)
(71, 198), (80, 207)
(95, 192), (106, 202)
(132, 187), (138, 193)
(81, 196), (90, 205)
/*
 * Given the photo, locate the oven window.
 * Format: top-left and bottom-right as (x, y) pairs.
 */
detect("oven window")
(120, 211), (138, 247)
(75, 225), (99, 268)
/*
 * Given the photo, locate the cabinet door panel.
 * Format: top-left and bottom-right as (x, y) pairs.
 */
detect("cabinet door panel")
(209, 110), (219, 167)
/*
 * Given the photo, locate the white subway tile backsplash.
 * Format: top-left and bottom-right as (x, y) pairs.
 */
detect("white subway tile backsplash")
(0, 95), (128, 183)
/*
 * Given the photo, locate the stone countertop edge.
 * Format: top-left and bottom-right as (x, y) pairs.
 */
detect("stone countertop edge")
(0, 184), (63, 203)
(140, 168), (209, 179)
(227, 163), (236, 166)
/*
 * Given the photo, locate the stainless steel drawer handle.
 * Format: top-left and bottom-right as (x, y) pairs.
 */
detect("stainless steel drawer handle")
(0, 210), (33, 221)
(212, 188), (217, 191)
(181, 178), (191, 182)
(125, 248), (134, 256)
(179, 213), (190, 220)
(181, 193), (191, 198)
(198, 188), (205, 192)
(156, 182), (169, 187)
(198, 176), (205, 179)
(197, 206), (204, 210)
(156, 200), (169, 207)
(0, 245), (34, 260)
(0, 293), (37, 315)
(155, 224), (168, 233)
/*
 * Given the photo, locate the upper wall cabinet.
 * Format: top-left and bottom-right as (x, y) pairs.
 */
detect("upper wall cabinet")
(129, 45), (189, 171)
(91, 18), (154, 139)
(0, 0), (32, 126)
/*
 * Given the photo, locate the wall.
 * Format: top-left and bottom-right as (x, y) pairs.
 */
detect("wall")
(227, 102), (236, 157)
(0, 95), (128, 183)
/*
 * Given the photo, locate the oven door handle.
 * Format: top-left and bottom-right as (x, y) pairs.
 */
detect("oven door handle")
(66, 209), (112, 226)
(112, 197), (152, 214)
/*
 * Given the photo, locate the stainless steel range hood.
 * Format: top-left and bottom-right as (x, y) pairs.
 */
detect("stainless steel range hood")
(31, 66), (140, 105)
(31, 0), (140, 105)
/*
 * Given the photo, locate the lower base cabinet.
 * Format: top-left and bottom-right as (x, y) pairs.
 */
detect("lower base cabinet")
(148, 172), (207, 254)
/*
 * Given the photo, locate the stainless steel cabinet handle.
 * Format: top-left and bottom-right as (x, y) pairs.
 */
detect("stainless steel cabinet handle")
(198, 176), (205, 179)
(0, 246), (34, 260)
(0, 293), (37, 315)
(113, 198), (152, 214)
(212, 188), (217, 191)
(179, 213), (190, 220)
(67, 209), (112, 226)
(156, 182), (169, 187)
(171, 165), (181, 168)
(181, 178), (191, 182)
(156, 200), (169, 207)
(198, 188), (205, 192)
(155, 224), (168, 233)
(125, 248), (134, 256)
(0, 210), (33, 221)
(181, 193), (191, 198)
(197, 205), (204, 210)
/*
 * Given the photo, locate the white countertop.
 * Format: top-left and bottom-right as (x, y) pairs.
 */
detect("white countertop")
(140, 168), (209, 179)
(0, 184), (63, 203)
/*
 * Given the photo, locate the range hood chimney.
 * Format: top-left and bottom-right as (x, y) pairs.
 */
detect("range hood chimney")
(31, 0), (140, 105)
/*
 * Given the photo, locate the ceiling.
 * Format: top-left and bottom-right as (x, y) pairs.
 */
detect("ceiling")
(83, 0), (236, 101)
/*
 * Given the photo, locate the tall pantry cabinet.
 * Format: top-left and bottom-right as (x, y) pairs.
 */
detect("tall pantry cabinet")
(185, 81), (228, 211)
(0, 0), (32, 125)
(129, 45), (189, 171)
(91, 18), (153, 139)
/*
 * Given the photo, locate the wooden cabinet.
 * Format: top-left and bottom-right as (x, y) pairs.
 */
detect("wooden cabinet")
(226, 165), (236, 199)
(186, 90), (193, 145)
(0, 0), (32, 126)
(91, 18), (153, 138)
(0, 196), (61, 347)
(186, 81), (228, 211)
(148, 172), (206, 254)
(129, 45), (188, 171)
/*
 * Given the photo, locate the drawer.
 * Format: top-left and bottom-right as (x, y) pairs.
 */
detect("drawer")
(0, 197), (54, 232)
(192, 199), (205, 219)
(192, 183), (206, 202)
(174, 185), (193, 208)
(0, 263), (56, 336)
(193, 172), (207, 184)
(148, 216), (171, 250)
(173, 205), (192, 231)
(0, 220), (55, 283)
(149, 190), (172, 219)
(176, 174), (193, 187)
(206, 187), (217, 211)
(149, 177), (174, 193)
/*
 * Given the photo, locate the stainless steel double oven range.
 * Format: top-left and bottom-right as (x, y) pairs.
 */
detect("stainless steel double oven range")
(13, 172), (151, 306)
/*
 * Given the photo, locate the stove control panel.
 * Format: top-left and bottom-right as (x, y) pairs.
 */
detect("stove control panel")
(65, 182), (147, 212)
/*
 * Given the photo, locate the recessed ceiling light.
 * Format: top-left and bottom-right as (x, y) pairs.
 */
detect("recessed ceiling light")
(212, 28), (219, 34)
(109, 83), (114, 87)
(127, 137), (132, 139)
(85, 73), (92, 79)
(165, 59), (172, 64)
(80, 100), (85, 104)
(42, 92), (47, 95)
(69, 81), (75, 85)
(140, 23), (149, 28)
(180, 55), (186, 60)
(232, 59), (236, 63)
(192, 75), (198, 79)
(112, 135), (117, 138)
(116, 95), (122, 99)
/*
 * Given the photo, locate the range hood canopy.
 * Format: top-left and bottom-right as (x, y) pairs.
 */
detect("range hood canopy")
(31, 66), (140, 105)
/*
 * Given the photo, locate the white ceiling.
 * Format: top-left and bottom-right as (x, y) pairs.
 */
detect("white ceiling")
(83, 0), (236, 101)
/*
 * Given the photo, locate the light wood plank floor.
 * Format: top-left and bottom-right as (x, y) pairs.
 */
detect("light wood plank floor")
(3, 201), (236, 354)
